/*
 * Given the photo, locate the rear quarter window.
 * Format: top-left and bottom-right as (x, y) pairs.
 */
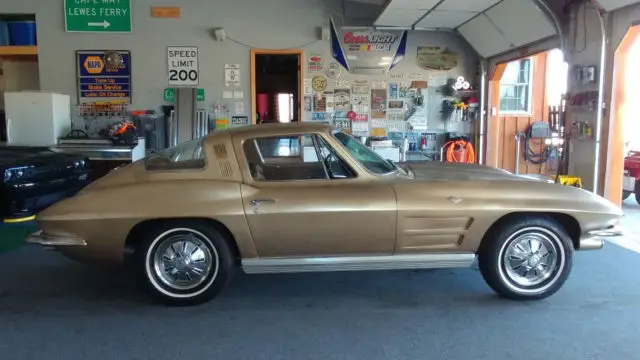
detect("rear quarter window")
(145, 139), (206, 171)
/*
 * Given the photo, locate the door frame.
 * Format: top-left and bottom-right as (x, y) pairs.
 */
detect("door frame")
(250, 49), (304, 125)
(604, 24), (640, 206)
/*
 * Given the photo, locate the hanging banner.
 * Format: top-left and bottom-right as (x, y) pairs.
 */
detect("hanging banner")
(329, 18), (407, 74)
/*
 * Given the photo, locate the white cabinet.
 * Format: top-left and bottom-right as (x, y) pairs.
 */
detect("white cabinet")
(4, 91), (71, 146)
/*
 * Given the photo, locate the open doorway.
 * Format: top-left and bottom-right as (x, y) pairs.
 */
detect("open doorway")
(250, 50), (303, 125)
(485, 48), (567, 178)
(610, 25), (640, 215)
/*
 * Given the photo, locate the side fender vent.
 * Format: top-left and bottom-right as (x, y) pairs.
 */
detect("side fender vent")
(218, 160), (233, 177)
(213, 144), (228, 159)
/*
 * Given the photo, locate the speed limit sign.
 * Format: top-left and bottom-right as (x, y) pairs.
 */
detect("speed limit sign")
(167, 46), (199, 86)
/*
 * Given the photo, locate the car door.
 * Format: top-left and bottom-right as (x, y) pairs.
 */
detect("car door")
(239, 133), (397, 257)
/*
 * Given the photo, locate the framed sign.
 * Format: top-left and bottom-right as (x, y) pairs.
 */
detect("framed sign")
(76, 50), (132, 103)
(167, 46), (199, 86)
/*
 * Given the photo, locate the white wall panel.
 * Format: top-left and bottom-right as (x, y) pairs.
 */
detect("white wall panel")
(458, 14), (512, 58)
(594, 0), (640, 11)
(437, 0), (502, 12)
(414, 11), (478, 29)
(375, 8), (427, 26)
(485, 0), (556, 48)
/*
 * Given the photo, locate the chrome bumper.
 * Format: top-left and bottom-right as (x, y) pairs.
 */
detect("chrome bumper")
(25, 230), (86, 247)
(579, 226), (623, 251)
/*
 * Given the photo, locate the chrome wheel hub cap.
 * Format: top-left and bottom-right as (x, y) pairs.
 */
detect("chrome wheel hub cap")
(503, 233), (558, 287)
(153, 234), (213, 291)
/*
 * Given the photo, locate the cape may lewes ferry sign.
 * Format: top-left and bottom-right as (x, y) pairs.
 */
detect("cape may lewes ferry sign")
(65, 0), (132, 33)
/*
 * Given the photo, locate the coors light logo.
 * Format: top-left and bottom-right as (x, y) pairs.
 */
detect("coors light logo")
(343, 31), (398, 52)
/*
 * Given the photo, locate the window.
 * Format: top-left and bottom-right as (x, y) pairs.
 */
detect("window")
(243, 134), (353, 181)
(499, 58), (533, 113)
(145, 138), (205, 171)
(333, 131), (396, 175)
(545, 48), (568, 107)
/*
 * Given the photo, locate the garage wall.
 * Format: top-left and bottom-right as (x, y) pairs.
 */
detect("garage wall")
(563, 2), (606, 193)
(2, 0), (477, 133)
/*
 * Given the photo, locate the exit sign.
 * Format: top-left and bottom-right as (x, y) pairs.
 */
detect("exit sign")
(65, 0), (132, 33)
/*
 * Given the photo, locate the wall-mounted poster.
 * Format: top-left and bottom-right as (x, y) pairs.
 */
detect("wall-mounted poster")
(371, 89), (387, 119)
(308, 54), (324, 73)
(389, 83), (398, 99)
(326, 93), (335, 113)
(352, 80), (369, 94)
(304, 78), (313, 95)
(416, 46), (458, 71)
(334, 88), (351, 111)
(334, 119), (352, 133)
(312, 112), (326, 121)
(304, 96), (312, 112)
(313, 92), (326, 112)
(388, 100), (403, 109)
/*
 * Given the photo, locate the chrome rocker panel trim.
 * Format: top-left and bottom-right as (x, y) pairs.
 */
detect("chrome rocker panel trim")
(588, 225), (623, 237)
(242, 253), (476, 274)
(25, 230), (87, 247)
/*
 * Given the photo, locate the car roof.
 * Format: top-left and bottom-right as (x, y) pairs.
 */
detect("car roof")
(207, 122), (333, 139)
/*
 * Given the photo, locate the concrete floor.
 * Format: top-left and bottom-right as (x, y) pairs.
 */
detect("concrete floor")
(1, 236), (639, 360)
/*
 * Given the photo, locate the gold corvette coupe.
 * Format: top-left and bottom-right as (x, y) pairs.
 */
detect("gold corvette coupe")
(27, 122), (622, 306)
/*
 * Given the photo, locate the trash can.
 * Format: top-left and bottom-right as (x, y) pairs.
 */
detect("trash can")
(8, 21), (37, 46)
(0, 21), (9, 46)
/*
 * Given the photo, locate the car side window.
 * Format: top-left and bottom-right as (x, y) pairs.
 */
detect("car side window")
(244, 134), (327, 181)
(145, 138), (205, 171)
(315, 136), (356, 179)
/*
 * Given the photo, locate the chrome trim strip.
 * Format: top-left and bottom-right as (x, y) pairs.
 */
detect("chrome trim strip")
(579, 235), (604, 251)
(588, 226), (623, 237)
(242, 253), (476, 274)
(25, 230), (87, 247)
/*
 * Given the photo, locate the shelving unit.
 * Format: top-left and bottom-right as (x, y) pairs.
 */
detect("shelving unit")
(0, 46), (37, 56)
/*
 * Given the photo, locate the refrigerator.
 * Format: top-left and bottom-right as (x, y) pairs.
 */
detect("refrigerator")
(4, 91), (72, 146)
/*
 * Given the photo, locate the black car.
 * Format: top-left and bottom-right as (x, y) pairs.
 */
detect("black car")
(0, 146), (91, 223)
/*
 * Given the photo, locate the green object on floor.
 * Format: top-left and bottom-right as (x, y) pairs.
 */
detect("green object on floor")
(0, 222), (37, 254)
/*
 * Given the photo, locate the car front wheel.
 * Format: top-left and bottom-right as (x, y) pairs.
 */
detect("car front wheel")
(135, 221), (234, 306)
(478, 217), (573, 300)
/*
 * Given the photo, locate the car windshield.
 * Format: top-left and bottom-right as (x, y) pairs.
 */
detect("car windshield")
(333, 131), (396, 175)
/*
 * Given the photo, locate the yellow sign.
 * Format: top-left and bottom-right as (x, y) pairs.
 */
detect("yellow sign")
(311, 76), (327, 92)
(371, 128), (387, 137)
(83, 56), (104, 74)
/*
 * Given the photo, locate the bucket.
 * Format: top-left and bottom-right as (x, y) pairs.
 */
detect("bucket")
(8, 21), (37, 46)
(0, 22), (9, 46)
(452, 148), (467, 162)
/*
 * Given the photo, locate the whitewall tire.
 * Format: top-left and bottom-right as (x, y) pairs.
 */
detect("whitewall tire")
(135, 221), (233, 306)
(478, 217), (573, 300)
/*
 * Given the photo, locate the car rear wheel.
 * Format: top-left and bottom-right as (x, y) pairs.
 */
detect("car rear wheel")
(135, 221), (233, 306)
(623, 190), (631, 201)
(478, 217), (573, 300)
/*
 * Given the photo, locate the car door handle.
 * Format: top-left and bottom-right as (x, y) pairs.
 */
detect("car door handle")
(250, 199), (276, 206)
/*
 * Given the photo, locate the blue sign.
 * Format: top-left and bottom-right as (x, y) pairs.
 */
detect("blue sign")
(76, 50), (132, 102)
(389, 83), (398, 99)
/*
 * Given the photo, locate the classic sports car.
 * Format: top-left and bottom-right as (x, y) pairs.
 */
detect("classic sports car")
(27, 123), (622, 306)
(1, 146), (90, 223)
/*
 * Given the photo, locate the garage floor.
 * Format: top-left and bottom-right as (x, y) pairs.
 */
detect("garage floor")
(1, 231), (640, 359)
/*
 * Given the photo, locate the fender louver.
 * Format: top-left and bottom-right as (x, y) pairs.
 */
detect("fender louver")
(213, 143), (233, 178)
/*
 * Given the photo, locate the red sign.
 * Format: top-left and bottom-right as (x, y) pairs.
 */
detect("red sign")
(347, 111), (356, 120)
(343, 31), (398, 44)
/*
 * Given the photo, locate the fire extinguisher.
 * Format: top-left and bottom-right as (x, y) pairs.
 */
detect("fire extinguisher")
(420, 135), (427, 150)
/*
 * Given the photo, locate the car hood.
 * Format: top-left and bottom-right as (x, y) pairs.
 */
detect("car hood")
(404, 161), (533, 181)
(0, 147), (83, 167)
